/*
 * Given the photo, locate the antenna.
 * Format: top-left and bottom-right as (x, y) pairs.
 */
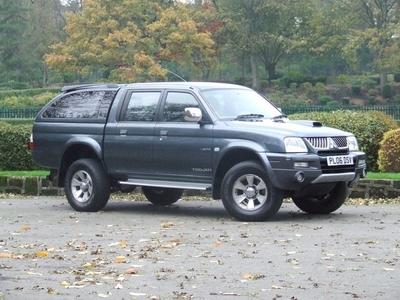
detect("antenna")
(165, 69), (187, 82)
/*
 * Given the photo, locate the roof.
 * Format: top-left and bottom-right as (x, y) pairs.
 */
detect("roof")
(61, 82), (249, 93)
(125, 82), (249, 91)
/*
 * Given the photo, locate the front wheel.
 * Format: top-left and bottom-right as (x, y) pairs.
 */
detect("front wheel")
(292, 182), (350, 214)
(142, 187), (183, 206)
(221, 161), (283, 221)
(65, 159), (110, 212)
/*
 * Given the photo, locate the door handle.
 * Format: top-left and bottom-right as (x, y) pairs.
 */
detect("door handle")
(120, 129), (128, 136)
(160, 130), (168, 136)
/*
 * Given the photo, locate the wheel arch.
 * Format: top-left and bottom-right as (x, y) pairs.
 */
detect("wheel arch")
(212, 146), (267, 199)
(57, 138), (103, 187)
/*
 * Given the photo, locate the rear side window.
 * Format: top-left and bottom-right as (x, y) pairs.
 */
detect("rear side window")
(122, 92), (161, 122)
(42, 90), (116, 119)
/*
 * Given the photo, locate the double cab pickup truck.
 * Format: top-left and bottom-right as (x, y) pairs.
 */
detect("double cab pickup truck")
(31, 82), (366, 221)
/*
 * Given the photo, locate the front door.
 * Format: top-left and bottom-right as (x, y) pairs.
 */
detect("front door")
(154, 91), (213, 182)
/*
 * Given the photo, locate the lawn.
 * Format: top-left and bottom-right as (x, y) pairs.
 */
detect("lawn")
(0, 170), (49, 177)
(367, 172), (400, 180)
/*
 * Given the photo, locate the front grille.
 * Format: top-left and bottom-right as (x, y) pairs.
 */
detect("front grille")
(305, 136), (348, 150)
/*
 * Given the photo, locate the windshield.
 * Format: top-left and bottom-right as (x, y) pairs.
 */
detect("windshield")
(201, 88), (281, 120)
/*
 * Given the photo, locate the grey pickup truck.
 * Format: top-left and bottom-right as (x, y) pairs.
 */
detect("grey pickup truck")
(31, 82), (366, 221)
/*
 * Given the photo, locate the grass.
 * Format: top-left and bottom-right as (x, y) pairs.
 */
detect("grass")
(367, 172), (400, 180)
(0, 170), (49, 177)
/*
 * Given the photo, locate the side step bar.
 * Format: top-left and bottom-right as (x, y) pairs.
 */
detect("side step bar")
(118, 179), (212, 191)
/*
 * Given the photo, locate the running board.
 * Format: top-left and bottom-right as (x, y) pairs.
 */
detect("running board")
(118, 179), (212, 191)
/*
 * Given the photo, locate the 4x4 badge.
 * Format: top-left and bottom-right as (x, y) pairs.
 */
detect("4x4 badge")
(327, 137), (338, 149)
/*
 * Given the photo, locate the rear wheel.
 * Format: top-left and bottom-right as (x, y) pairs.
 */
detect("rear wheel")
(221, 161), (283, 221)
(65, 159), (110, 212)
(292, 182), (350, 214)
(142, 187), (183, 206)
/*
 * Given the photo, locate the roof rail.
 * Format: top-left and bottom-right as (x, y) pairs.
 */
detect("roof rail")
(61, 83), (121, 93)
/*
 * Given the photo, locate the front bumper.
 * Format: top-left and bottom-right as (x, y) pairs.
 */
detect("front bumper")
(261, 151), (366, 191)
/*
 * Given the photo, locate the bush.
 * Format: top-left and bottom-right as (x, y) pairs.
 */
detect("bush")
(351, 85), (361, 96)
(0, 123), (36, 170)
(378, 129), (400, 172)
(289, 111), (398, 171)
(382, 85), (393, 99)
(318, 95), (334, 105)
(341, 97), (350, 105)
(394, 73), (400, 83)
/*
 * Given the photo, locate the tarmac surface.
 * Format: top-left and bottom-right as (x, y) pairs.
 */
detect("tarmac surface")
(0, 197), (399, 299)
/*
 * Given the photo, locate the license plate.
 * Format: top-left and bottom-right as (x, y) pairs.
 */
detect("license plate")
(327, 155), (354, 166)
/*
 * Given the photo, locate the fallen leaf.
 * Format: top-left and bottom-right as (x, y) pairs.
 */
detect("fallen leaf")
(0, 252), (12, 259)
(19, 224), (31, 232)
(114, 283), (123, 289)
(241, 272), (265, 280)
(119, 240), (128, 248)
(124, 267), (138, 275)
(115, 256), (127, 263)
(161, 222), (174, 229)
(35, 251), (49, 258)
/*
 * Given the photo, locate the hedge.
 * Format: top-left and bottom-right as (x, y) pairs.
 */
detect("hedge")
(0, 123), (36, 170)
(378, 128), (400, 172)
(290, 111), (398, 171)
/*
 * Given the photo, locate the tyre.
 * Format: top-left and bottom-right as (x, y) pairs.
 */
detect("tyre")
(292, 182), (350, 214)
(221, 161), (283, 221)
(65, 159), (110, 212)
(142, 187), (183, 206)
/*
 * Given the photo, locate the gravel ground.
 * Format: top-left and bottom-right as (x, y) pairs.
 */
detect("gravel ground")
(0, 196), (399, 300)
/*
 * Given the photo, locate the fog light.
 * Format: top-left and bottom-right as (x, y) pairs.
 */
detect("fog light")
(358, 159), (366, 166)
(295, 171), (305, 183)
(294, 162), (309, 168)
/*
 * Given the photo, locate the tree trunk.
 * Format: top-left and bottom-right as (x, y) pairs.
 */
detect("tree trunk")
(380, 70), (387, 91)
(266, 64), (276, 83)
(250, 54), (258, 89)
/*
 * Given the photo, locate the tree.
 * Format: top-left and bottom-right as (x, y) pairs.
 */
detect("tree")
(344, 0), (400, 89)
(45, 0), (215, 82)
(215, 0), (313, 88)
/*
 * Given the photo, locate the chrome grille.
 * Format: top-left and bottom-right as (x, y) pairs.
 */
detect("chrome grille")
(305, 137), (348, 150)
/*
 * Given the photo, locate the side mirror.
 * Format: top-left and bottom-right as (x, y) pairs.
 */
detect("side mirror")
(184, 107), (202, 122)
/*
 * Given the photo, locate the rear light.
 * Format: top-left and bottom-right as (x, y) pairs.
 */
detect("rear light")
(28, 134), (36, 150)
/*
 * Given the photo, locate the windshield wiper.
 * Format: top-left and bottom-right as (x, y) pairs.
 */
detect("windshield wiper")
(271, 114), (287, 120)
(235, 114), (264, 120)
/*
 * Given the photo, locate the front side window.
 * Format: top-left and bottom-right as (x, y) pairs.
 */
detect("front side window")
(163, 92), (200, 122)
(43, 90), (116, 119)
(122, 92), (161, 121)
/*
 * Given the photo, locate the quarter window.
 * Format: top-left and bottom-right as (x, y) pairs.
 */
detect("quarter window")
(163, 92), (200, 122)
(42, 91), (116, 119)
(122, 92), (161, 121)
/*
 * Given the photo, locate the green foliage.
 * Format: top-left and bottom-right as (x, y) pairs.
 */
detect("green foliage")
(319, 95), (334, 105)
(0, 89), (57, 108)
(290, 110), (398, 171)
(394, 73), (400, 83)
(267, 90), (311, 107)
(351, 85), (361, 96)
(0, 123), (36, 170)
(378, 129), (400, 172)
(382, 85), (393, 99)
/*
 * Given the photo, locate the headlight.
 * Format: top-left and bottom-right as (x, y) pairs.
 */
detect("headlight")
(347, 136), (359, 151)
(284, 137), (308, 153)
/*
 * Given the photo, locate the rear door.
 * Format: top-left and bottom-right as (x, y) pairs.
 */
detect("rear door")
(103, 90), (163, 177)
(153, 91), (214, 182)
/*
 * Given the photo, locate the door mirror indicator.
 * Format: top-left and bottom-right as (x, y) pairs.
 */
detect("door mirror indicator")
(184, 107), (202, 122)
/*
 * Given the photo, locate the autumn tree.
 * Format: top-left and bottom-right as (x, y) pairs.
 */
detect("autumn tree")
(45, 0), (215, 82)
(344, 0), (400, 89)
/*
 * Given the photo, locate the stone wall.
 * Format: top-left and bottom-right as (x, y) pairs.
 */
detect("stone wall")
(0, 176), (399, 199)
(0, 176), (64, 196)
